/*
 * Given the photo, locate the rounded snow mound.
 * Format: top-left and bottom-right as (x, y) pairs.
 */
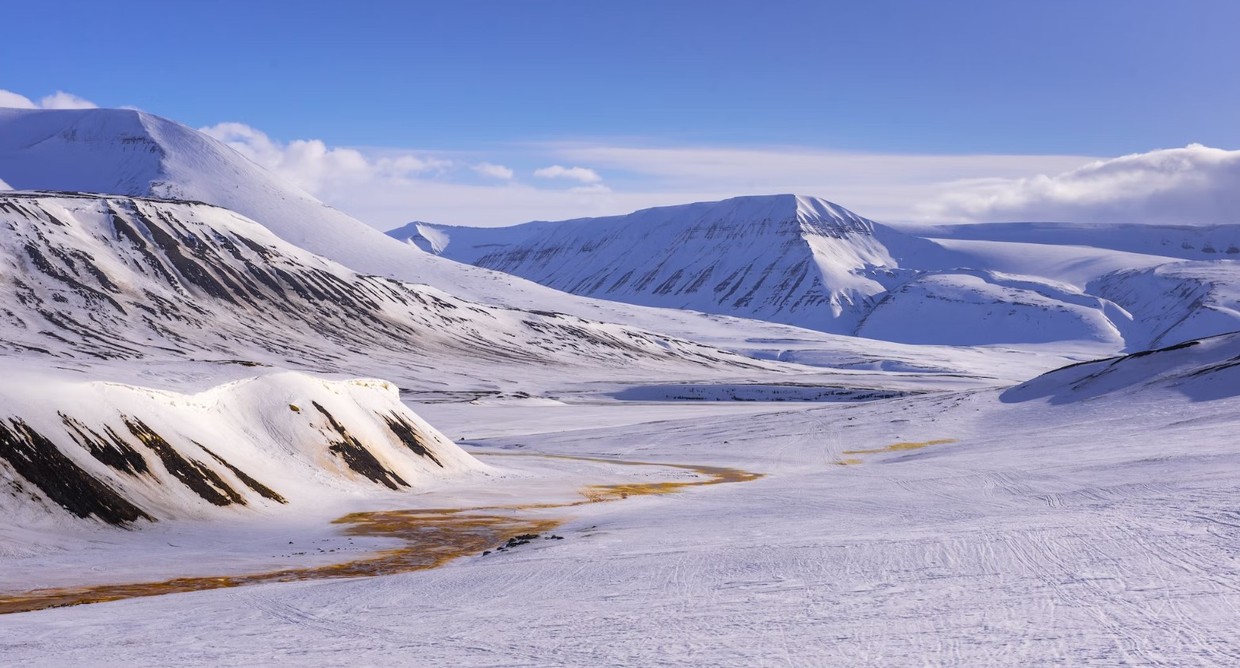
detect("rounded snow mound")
(0, 369), (486, 528)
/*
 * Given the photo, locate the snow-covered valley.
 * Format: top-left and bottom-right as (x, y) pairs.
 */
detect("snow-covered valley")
(1, 106), (1239, 666)
(4, 359), (1240, 664)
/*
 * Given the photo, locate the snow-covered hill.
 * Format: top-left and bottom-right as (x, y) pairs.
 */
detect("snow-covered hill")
(908, 221), (1240, 261)
(398, 195), (1240, 348)
(1087, 261), (1240, 350)
(1002, 331), (1240, 404)
(0, 371), (482, 527)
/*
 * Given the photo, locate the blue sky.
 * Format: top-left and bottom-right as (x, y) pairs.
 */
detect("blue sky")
(3, 1), (1239, 227)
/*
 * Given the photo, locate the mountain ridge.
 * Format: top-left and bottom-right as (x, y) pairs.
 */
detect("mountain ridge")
(391, 194), (901, 333)
(395, 196), (1240, 349)
(1, 107), (974, 359)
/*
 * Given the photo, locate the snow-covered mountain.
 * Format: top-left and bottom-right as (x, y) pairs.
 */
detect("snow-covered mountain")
(0, 107), (428, 283)
(0, 192), (763, 388)
(0, 106), (658, 317)
(0, 107), (1094, 379)
(392, 195), (900, 333)
(396, 195), (1240, 349)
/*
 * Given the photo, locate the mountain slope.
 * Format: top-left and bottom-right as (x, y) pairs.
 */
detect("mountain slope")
(0, 192), (769, 392)
(0, 106), (675, 319)
(1088, 261), (1240, 350)
(855, 270), (1124, 345)
(392, 196), (1128, 345)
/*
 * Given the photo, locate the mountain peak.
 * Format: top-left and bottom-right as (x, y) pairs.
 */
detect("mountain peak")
(0, 106), (447, 289)
(392, 194), (894, 331)
(387, 221), (449, 254)
(618, 194), (879, 239)
(619, 193), (867, 223)
(0, 107), (168, 196)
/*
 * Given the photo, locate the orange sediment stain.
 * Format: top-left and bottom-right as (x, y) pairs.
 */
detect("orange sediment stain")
(0, 453), (761, 615)
(521, 456), (760, 503)
(833, 438), (956, 466)
(842, 438), (956, 456)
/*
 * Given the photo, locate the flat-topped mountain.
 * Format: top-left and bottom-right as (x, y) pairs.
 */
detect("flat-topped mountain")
(394, 195), (1240, 348)
(394, 194), (898, 332)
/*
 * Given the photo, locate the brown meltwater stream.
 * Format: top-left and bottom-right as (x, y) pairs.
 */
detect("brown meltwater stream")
(0, 452), (762, 615)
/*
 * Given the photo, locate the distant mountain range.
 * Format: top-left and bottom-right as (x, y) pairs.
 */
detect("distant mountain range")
(393, 195), (1240, 349)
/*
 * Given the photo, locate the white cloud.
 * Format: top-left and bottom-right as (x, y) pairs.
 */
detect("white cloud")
(921, 144), (1240, 224)
(0, 89), (98, 109)
(472, 162), (514, 180)
(38, 91), (97, 109)
(549, 143), (1097, 223)
(197, 122), (627, 227)
(201, 122), (449, 195)
(534, 164), (603, 184)
(327, 180), (647, 228)
(0, 90), (34, 108)
(569, 183), (612, 194)
(181, 135), (1240, 227)
(189, 127), (1116, 228)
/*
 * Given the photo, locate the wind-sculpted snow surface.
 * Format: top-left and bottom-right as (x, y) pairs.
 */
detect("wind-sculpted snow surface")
(0, 371), (482, 527)
(7, 371), (1240, 664)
